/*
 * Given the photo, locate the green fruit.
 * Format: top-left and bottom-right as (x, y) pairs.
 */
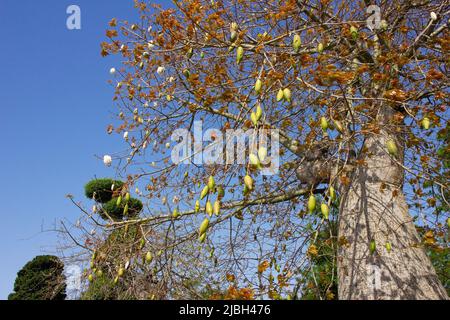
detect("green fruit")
(199, 218), (210, 235)
(172, 208), (180, 219)
(123, 203), (129, 215)
(321, 203), (329, 220)
(88, 274), (94, 282)
(187, 47), (193, 59)
(308, 195), (316, 213)
(447, 218), (450, 228)
(317, 42), (324, 53)
(199, 232), (207, 243)
(206, 201), (213, 217)
(230, 30), (237, 42)
(125, 192), (130, 202)
(244, 175), (254, 191)
(200, 185), (209, 200)
(293, 34), (301, 52)
(183, 69), (190, 78)
(386, 139), (398, 156)
(255, 104), (263, 121)
(350, 26), (358, 40)
(213, 200), (220, 216)
(145, 251), (153, 263)
(208, 176), (215, 190)
(116, 196), (122, 206)
(251, 112), (258, 126)
(118, 267), (125, 277)
(421, 117), (430, 130)
(195, 200), (201, 213)
(283, 88), (291, 102)
(236, 46), (244, 64)
(96, 270), (103, 277)
(258, 146), (267, 162)
(255, 79), (262, 94)
(329, 186), (336, 201)
(320, 117), (329, 131)
(249, 153), (261, 168)
(276, 89), (284, 101)
(385, 242), (392, 253)
(370, 240), (376, 254)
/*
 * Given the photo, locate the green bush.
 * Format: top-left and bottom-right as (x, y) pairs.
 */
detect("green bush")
(84, 178), (124, 203)
(101, 197), (143, 220)
(8, 255), (66, 300)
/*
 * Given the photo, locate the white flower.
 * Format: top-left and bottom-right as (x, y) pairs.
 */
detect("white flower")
(168, 76), (175, 83)
(120, 44), (126, 51)
(165, 142), (171, 149)
(123, 131), (129, 140)
(430, 12), (437, 21)
(103, 155), (112, 167)
(147, 26), (152, 33)
(110, 68), (116, 75)
(153, 101), (158, 107)
(151, 161), (156, 167)
(92, 205), (98, 213)
(147, 41), (155, 49)
(172, 196), (180, 204)
(162, 196), (167, 205)
(157, 66), (165, 74)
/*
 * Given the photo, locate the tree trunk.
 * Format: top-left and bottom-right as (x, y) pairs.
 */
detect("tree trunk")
(337, 109), (448, 300)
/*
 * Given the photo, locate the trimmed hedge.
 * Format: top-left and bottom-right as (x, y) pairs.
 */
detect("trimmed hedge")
(101, 197), (143, 220)
(8, 255), (66, 300)
(84, 179), (124, 203)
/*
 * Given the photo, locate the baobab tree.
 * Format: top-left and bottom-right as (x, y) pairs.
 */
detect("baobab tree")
(93, 0), (449, 299)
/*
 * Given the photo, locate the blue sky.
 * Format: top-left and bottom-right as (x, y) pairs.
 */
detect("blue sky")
(0, 0), (160, 299)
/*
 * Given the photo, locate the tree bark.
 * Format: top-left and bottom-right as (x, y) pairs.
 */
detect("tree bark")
(337, 108), (448, 300)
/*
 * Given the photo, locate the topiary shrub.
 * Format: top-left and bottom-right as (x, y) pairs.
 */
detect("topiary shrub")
(84, 178), (124, 203)
(101, 197), (143, 220)
(8, 255), (66, 300)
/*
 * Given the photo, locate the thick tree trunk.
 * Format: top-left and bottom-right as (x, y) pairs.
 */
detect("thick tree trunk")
(337, 110), (448, 300)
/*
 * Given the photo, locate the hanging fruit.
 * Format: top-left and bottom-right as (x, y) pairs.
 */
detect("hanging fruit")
(199, 218), (210, 235)
(283, 88), (292, 102)
(236, 46), (244, 64)
(386, 139), (398, 156)
(251, 112), (258, 126)
(195, 200), (201, 213)
(213, 200), (221, 216)
(317, 42), (324, 53)
(320, 117), (329, 131)
(244, 175), (254, 191)
(255, 104), (263, 121)
(145, 251), (153, 263)
(276, 89), (284, 102)
(258, 146), (267, 162)
(199, 232), (207, 243)
(200, 186), (209, 200)
(172, 208), (180, 219)
(206, 201), (213, 217)
(255, 79), (262, 94)
(385, 242), (392, 253)
(334, 120), (344, 133)
(370, 240), (376, 254)
(308, 195), (316, 213)
(293, 34), (301, 53)
(329, 186), (336, 201)
(321, 203), (329, 220)
(421, 117), (430, 130)
(350, 26), (358, 40)
(208, 176), (215, 190)
(249, 153), (262, 169)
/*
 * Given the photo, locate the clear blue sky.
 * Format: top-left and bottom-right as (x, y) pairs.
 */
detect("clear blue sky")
(0, 0), (161, 299)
